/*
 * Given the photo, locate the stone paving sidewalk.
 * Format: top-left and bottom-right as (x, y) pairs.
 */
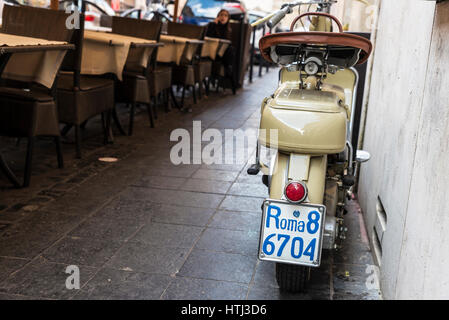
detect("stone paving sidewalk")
(0, 70), (382, 300)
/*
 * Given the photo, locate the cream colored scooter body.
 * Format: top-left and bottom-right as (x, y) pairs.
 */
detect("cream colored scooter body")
(259, 85), (348, 155)
(251, 4), (371, 289)
(259, 67), (358, 209)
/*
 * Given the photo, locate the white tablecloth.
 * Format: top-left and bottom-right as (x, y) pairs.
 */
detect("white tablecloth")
(0, 33), (69, 88)
(201, 36), (230, 60)
(157, 35), (202, 65)
(82, 30), (157, 80)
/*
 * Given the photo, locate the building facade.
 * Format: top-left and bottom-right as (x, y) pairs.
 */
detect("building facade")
(358, 0), (449, 299)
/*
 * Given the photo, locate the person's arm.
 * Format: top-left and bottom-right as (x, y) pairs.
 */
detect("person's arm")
(206, 22), (218, 37)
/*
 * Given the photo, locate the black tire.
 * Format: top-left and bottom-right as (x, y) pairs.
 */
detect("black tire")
(262, 174), (269, 187)
(276, 263), (310, 293)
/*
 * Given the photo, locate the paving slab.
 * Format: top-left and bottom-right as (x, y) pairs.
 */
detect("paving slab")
(106, 241), (190, 275)
(178, 249), (258, 284)
(43, 236), (124, 268)
(162, 276), (248, 300)
(208, 210), (262, 232)
(73, 268), (172, 300)
(150, 204), (216, 227)
(132, 222), (203, 248)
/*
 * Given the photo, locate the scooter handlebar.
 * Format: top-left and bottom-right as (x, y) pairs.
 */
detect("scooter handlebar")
(267, 6), (291, 29)
(250, 1), (338, 29)
(251, 12), (276, 28)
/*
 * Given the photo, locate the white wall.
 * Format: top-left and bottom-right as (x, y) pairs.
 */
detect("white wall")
(395, 2), (449, 299)
(359, 0), (438, 299)
(331, 0), (377, 32)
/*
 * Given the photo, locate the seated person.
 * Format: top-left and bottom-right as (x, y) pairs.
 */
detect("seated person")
(206, 9), (235, 77)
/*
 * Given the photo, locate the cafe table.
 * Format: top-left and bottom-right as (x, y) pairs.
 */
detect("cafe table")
(201, 36), (231, 60)
(81, 29), (164, 135)
(157, 34), (204, 65)
(82, 29), (164, 80)
(0, 33), (74, 187)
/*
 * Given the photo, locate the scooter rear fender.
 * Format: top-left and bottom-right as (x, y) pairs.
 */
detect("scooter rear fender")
(269, 151), (327, 205)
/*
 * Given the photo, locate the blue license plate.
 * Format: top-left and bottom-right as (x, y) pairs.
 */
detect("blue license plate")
(259, 199), (326, 267)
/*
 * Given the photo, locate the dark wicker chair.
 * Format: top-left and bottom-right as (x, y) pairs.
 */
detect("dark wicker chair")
(56, 12), (114, 158)
(0, 5), (73, 187)
(166, 22), (210, 109)
(112, 17), (166, 135)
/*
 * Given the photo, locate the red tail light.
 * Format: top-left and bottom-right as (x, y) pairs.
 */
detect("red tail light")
(85, 15), (95, 22)
(285, 181), (307, 203)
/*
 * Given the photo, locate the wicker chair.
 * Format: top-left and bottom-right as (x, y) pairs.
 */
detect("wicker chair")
(112, 17), (168, 135)
(0, 5), (73, 187)
(166, 22), (210, 109)
(56, 12), (115, 158)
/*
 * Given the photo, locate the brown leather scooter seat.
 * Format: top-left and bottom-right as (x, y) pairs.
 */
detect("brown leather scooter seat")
(259, 32), (372, 66)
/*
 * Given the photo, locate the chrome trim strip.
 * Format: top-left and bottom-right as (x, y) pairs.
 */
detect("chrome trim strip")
(348, 67), (360, 141)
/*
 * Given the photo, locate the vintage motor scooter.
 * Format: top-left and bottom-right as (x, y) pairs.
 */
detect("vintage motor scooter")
(247, 0), (373, 292)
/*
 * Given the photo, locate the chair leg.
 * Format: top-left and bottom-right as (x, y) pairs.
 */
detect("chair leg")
(204, 79), (210, 96)
(80, 120), (88, 129)
(55, 136), (64, 169)
(23, 137), (34, 188)
(153, 96), (158, 120)
(198, 82), (202, 100)
(112, 106), (126, 136)
(169, 87), (181, 110)
(181, 85), (186, 109)
(61, 124), (73, 137)
(231, 76), (236, 95)
(128, 102), (136, 136)
(164, 89), (170, 112)
(0, 154), (21, 188)
(101, 112), (105, 128)
(147, 102), (155, 128)
(192, 85), (197, 104)
(75, 124), (82, 159)
(105, 109), (113, 144)
(101, 112), (107, 144)
(101, 112), (107, 135)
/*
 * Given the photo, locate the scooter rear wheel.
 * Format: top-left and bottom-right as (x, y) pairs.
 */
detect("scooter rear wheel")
(276, 263), (310, 293)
